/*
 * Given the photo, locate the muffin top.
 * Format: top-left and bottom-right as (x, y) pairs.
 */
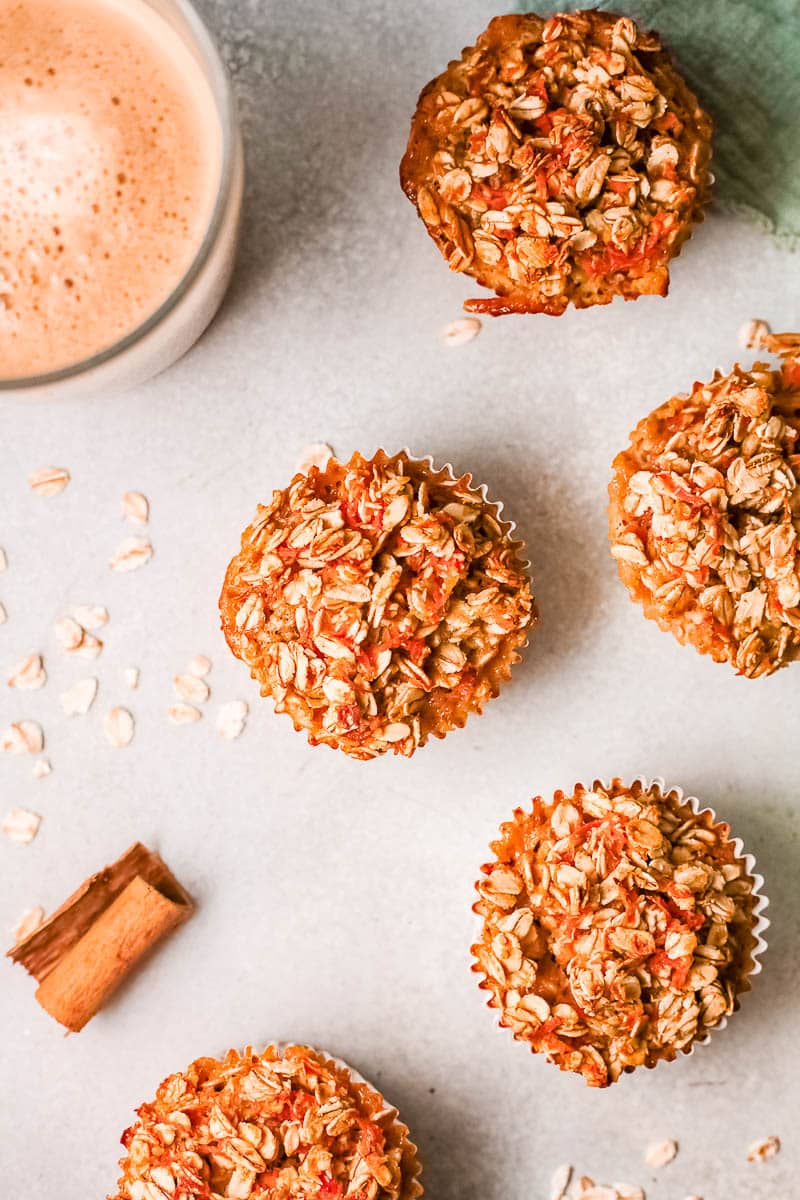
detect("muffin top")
(220, 451), (534, 759)
(400, 10), (712, 316)
(609, 334), (800, 677)
(110, 1043), (421, 1200)
(472, 780), (759, 1086)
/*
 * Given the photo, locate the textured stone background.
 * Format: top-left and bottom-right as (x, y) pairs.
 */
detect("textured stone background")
(2, 3), (798, 1198)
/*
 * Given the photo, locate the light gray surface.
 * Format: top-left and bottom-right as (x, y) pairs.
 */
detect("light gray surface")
(1, 2), (799, 1197)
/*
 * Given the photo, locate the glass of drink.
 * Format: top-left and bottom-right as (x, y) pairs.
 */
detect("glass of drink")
(0, 0), (244, 400)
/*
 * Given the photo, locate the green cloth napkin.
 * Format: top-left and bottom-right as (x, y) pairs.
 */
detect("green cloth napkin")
(519, 0), (800, 247)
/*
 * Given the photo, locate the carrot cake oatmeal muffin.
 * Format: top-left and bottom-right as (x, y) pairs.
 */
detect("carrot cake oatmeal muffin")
(109, 1043), (423, 1200)
(472, 779), (763, 1087)
(220, 450), (534, 759)
(609, 333), (800, 677)
(400, 11), (712, 316)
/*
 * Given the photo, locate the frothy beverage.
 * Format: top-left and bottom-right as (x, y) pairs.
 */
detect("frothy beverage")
(0, 0), (223, 379)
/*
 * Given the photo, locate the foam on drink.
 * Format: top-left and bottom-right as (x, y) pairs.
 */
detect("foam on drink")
(0, 0), (223, 379)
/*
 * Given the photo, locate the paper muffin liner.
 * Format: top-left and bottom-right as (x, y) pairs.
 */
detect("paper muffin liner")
(270, 447), (536, 751)
(470, 776), (769, 1083)
(269, 1041), (424, 1199)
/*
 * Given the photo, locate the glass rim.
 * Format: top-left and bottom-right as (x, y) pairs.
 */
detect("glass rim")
(0, 0), (238, 392)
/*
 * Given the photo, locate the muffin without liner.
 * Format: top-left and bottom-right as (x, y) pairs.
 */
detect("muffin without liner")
(401, 10), (712, 316)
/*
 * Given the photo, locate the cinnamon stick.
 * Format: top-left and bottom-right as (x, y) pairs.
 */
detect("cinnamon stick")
(8, 842), (193, 1032)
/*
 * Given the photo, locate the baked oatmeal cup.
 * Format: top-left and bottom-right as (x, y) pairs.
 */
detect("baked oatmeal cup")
(401, 10), (712, 316)
(109, 1042), (423, 1200)
(472, 778), (767, 1087)
(220, 450), (535, 759)
(609, 333), (800, 677)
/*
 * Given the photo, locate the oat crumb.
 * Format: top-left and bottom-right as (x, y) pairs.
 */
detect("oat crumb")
(75, 632), (103, 659)
(174, 674), (209, 705)
(61, 677), (98, 716)
(2, 807), (41, 844)
(441, 316), (482, 346)
(216, 700), (248, 740)
(168, 703), (202, 725)
(7, 653), (46, 690)
(54, 615), (85, 651)
(11, 905), (44, 942)
(110, 537), (153, 573)
(550, 1164), (573, 1200)
(28, 466), (70, 496)
(1, 720), (44, 754)
(104, 707), (135, 747)
(73, 605), (109, 630)
(121, 491), (150, 525)
(747, 1136), (780, 1163)
(645, 1140), (678, 1169)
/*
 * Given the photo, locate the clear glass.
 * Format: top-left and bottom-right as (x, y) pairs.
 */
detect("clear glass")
(0, 0), (244, 401)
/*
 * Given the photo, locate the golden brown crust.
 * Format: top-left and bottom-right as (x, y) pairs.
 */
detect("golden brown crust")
(609, 336), (800, 676)
(472, 779), (759, 1086)
(220, 451), (535, 759)
(400, 10), (712, 316)
(110, 1043), (423, 1200)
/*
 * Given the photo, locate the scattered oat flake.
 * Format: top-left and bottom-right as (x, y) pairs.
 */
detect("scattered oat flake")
(123, 666), (140, 690)
(32, 757), (52, 779)
(28, 466), (70, 496)
(169, 703), (201, 725)
(295, 443), (334, 476)
(441, 316), (482, 346)
(72, 605), (109, 630)
(104, 706), (134, 747)
(550, 1164), (573, 1200)
(0, 602), (6, 625)
(61, 677), (98, 716)
(2, 807), (41, 844)
(174, 674), (209, 705)
(613, 1185), (645, 1200)
(7, 653), (46, 690)
(11, 905), (44, 942)
(738, 317), (771, 350)
(644, 1141), (678, 1169)
(216, 700), (248, 740)
(187, 654), (211, 678)
(110, 536), (153, 572)
(122, 490), (150, 525)
(54, 615), (84, 650)
(0, 547), (6, 571)
(1, 720), (44, 754)
(580, 1188), (617, 1200)
(747, 1136), (780, 1163)
(75, 632), (103, 659)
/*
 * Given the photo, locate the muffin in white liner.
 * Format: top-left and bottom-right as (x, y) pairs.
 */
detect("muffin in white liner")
(109, 1041), (423, 1199)
(220, 449), (536, 759)
(471, 776), (768, 1087)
